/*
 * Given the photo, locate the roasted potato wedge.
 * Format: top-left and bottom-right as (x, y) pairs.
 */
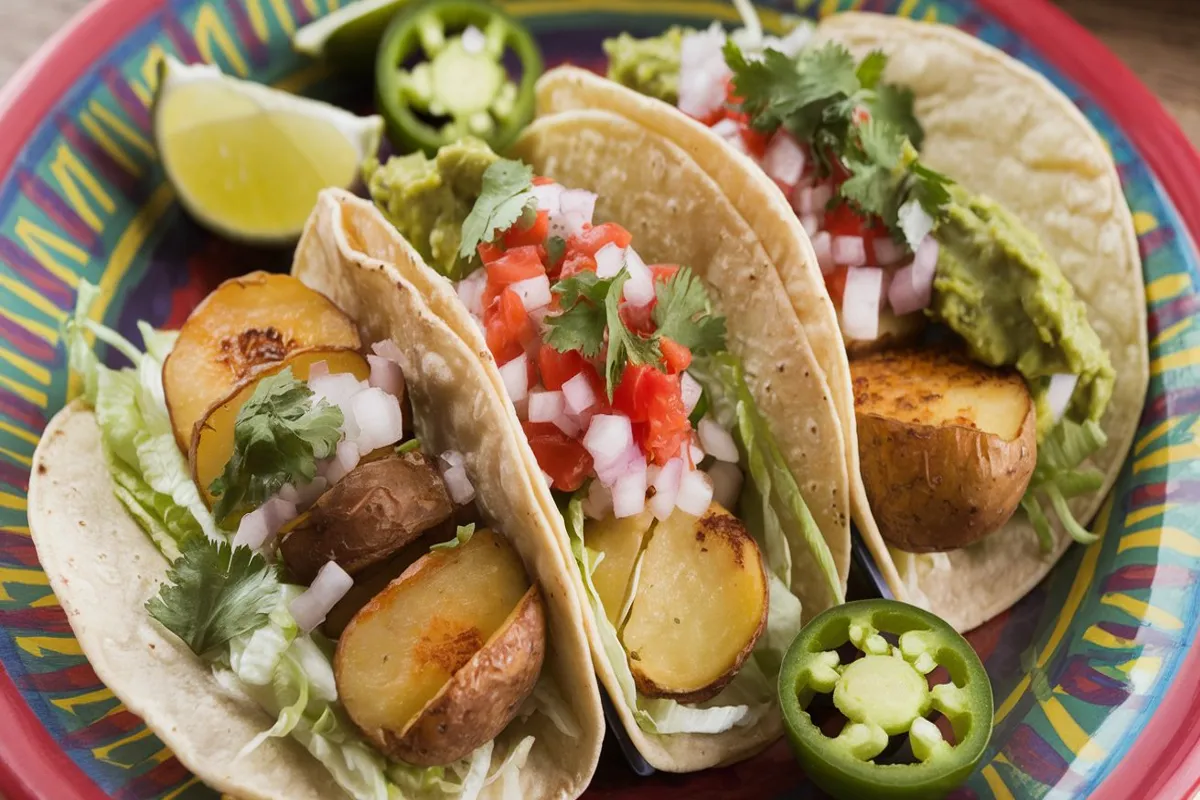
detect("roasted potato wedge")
(621, 503), (768, 704)
(190, 348), (369, 506)
(852, 348), (1037, 552)
(584, 510), (654, 627)
(163, 272), (361, 451)
(842, 307), (926, 357)
(323, 545), (426, 639)
(279, 451), (455, 584)
(335, 529), (545, 766)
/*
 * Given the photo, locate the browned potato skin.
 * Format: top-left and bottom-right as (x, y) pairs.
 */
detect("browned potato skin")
(279, 451), (454, 584)
(387, 587), (546, 766)
(852, 349), (1037, 552)
(843, 308), (926, 357)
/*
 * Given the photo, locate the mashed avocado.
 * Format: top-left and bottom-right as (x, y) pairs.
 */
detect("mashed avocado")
(603, 28), (685, 104)
(364, 138), (498, 280)
(931, 184), (1115, 435)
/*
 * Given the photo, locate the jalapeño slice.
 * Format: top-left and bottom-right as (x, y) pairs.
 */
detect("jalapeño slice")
(779, 599), (993, 800)
(375, 0), (543, 154)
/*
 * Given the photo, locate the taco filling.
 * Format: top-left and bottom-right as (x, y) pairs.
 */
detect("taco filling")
(366, 139), (843, 734)
(57, 271), (581, 800)
(604, 20), (1117, 555)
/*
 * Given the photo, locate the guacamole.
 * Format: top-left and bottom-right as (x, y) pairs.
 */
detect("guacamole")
(603, 28), (684, 104)
(364, 138), (498, 280)
(931, 184), (1115, 435)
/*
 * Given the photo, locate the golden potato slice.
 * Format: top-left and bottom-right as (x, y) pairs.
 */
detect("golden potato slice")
(279, 451), (455, 584)
(163, 272), (361, 451)
(584, 510), (654, 627)
(852, 348), (1037, 552)
(335, 529), (545, 765)
(323, 545), (426, 639)
(621, 503), (768, 703)
(190, 348), (369, 506)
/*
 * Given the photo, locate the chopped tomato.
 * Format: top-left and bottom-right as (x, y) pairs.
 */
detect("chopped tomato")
(483, 245), (545, 309)
(826, 265), (849, 306)
(619, 302), (655, 336)
(532, 176), (555, 186)
(567, 223), (633, 258)
(521, 422), (594, 492)
(503, 209), (550, 249)
(539, 347), (587, 390)
(478, 242), (505, 264)
(650, 264), (679, 283)
(738, 123), (770, 160)
(822, 202), (889, 264)
(660, 337), (692, 373)
(558, 251), (597, 279)
(612, 363), (691, 465)
(485, 289), (534, 364)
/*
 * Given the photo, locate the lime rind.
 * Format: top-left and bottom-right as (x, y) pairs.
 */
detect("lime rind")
(292, 0), (405, 58)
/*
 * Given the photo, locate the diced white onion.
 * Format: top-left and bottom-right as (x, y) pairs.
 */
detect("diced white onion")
(708, 461), (744, 510)
(887, 264), (933, 315)
(457, 269), (488, 317)
(1047, 374), (1079, 422)
(622, 247), (656, 308)
(596, 442), (644, 487)
(584, 414), (634, 468)
(690, 438), (706, 466)
(366, 354), (405, 397)
(233, 496), (298, 551)
(532, 182), (563, 215)
(562, 372), (596, 415)
(612, 461), (648, 519)
(308, 372), (367, 440)
(762, 131), (806, 188)
(676, 468), (714, 516)
(552, 413), (582, 438)
(832, 235), (868, 267)
(499, 353), (530, 403)
(912, 235), (940, 285)
(443, 464), (475, 505)
(370, 338), (406, 366)
(801, 214), (821, 236)
(461, 24), (486, 55)
(510, 275), (551, 312)
(582, 479), (613, 520)
(681, 373), (703, 414)
(549, 189), (596, 239)
(898, 198), (935, 250)
(650, 458), (684, 520)
(439, 449), (465, 470)
(528, 390), (565, 423)
(711, 118), (741, 141)
(811, 231), (834, 274)
(351, 387), (405, 455)
(323, 440), (360, 485)
(678, 30), (731, 122)
(279, 477), (328, 511)
(307, 360), (330, 380)
(289, 561), (354, 633)
(595, 243), (625, 279)
(874, 237), (906, 267)
(698, 417), (739, 463)
(841, 267), (884, 341)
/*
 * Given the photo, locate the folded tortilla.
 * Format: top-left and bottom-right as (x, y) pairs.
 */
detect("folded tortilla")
(28, 192), (606, 799)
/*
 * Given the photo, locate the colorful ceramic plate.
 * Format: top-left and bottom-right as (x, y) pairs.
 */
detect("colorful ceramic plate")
(0, 0), (1197, 798)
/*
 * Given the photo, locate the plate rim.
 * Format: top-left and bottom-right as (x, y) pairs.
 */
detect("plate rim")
(0, 0), (1197, 798)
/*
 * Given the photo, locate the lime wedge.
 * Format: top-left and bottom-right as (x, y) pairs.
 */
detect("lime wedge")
(293, 0), (411, 72)
(153, 56), (383, 244)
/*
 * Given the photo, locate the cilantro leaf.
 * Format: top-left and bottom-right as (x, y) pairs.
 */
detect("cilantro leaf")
(855, 50), (888, 90)
(209, 368), (343, 522)
(395, 439), (421, 455)
(652, 268), (727, 354)
(458, 159), (536, 260)
(545, 273), (612, 358)
(545, 236), (567, 267)
(431, 523), (476, 552)
(145, 537), (280, 659)
(867, 83), (923, 150)
(554, 271), (612, 307)
(605, 272), (662, 398)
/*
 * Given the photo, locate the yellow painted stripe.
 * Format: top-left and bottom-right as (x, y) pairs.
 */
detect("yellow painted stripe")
(163, 777), (202, 800)
(922, 7), (937, 21)
(1125, 503), (1176, 527)
(0, 491), (28, 511)
(0, 567), (47, 586)
(0, 421), (39, 447)
(1102, 592), (1183, 631)
(1153, 318), (1192, 349)
(93, 726), (171, 767)
(1152, 346), (1200, 376)
(2, 525), (30, 535)
(0, 374), (47, 407)
(897, 0), (920, 16)
(995, 674), (1031, 725)
(272, 62), (332, 95)
(0, 447), (32, 467)
(0, 346), (51, 386)
(0, 274), (68, 322)
(503, 0), (791, 30)
(51, 687), (115, 715)
(1136, 417), (1182, 456)
(819, 0), (841, 16)
(0, 304), (59, 345)
(1084, 624), (1138, 650)
(980, 764), (1017, 800)
(1146, 273), (1191, 304)
(1119, 527), (1200, 557)
(1117, 655), (1162, 688)
(1134, 437), (1200, 473)
(79, 113), (142, 177)
(1133, 211), (1159, 235)
(30, 593), (60, 608)
(1042, 694), (1106, 760)
(88, 101), (155, 158)
(16, 636), (83, 657)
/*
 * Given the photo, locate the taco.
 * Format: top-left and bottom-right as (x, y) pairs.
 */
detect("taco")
(27, 192), (605, 800)
(534, 10), (1150, 631)
(355, 104), (855, 768)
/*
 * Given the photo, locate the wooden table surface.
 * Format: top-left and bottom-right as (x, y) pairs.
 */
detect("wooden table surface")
(0, 0), (1196, 150)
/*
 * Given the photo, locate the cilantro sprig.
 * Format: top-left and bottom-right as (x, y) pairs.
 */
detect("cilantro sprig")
(458, 158), (537, 260)
(544, 266), (727, 398)
(145, 537), (280, 659)
(724, 40), (951, 245)
(209, 368), (344, 522)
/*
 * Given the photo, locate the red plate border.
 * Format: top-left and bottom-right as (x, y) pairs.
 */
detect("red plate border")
(0, 0), (1197, 798)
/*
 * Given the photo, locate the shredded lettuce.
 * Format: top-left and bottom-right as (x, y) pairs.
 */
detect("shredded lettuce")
(1021, 418), (1108, 551)
(689, 353), (843, 604)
